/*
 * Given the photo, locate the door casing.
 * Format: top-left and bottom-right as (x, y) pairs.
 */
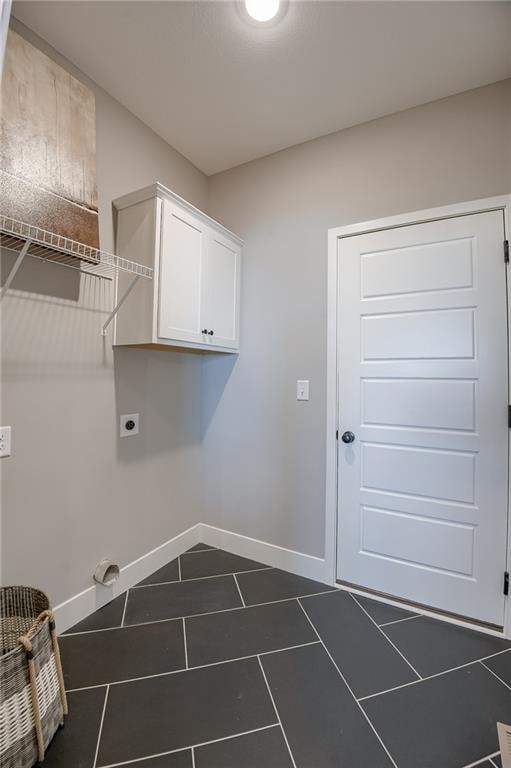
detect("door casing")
(325, 195), (511, 639)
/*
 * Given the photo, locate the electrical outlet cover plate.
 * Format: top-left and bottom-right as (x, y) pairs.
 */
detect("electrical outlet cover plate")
(120, 413), (139, 437)
(0, 426), (11, 457)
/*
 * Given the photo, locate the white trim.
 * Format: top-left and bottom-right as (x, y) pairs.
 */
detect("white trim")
(326, 195), (511, 640)
(328, 195), (511, 241)
(325, 226), (339, 587)
(54, 523), (201, 633)
(198, 523), (328, 582)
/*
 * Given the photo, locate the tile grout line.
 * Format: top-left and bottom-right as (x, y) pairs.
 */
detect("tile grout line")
(132, 566), (272, 590)
(97, 724), (280, 768)
(296, 599), (399, 768)
(120, 591), (129, 628)
(357, 647), (511, 703)
(92, 684), (109, 768)
(257, 655), (298, 768)
(178, 556), (182, 581)
(350, 593), (423, 679)
(182, 617), (189, 669)
(460, 751), (502, 768)
(480, 660), (511, 691)
(233, 573), (246, 607)
(379, 615), (421, 628)
(65, 641), (323, 693)
(489, 759), (500, 768)
(191, 746), (196, 768)
(184, 546), (219, 554)
(61, 588), (339, 637)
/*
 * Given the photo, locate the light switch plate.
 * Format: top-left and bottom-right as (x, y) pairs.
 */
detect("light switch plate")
(0, 426), (12, 457)
(297, 380), (310, 401)
(120, 413), (139, 437)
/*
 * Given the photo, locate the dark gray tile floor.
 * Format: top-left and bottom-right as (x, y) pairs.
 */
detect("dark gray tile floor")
(46, 544), (510, 768)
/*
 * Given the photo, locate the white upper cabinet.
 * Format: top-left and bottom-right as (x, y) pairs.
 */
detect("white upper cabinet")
(113, 183), (242, 353)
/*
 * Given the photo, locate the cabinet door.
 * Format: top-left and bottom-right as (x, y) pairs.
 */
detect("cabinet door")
(201, 230), (240, 349)
(158, 200), (205, 343)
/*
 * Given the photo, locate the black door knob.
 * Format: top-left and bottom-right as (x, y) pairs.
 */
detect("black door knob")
(208, 330), (214, 336)
(201, 328), (208, 334)
(341, 431), (355, 444)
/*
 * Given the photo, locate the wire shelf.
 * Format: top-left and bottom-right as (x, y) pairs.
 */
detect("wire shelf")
(0, 215), (153, 280)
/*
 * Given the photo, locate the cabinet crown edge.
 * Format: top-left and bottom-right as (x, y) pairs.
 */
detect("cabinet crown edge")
(113, 182), (244, 247)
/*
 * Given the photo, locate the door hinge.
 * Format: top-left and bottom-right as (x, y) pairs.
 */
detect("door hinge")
(505, 240), (509, 263)
(504, 571), (509, 596)
(508, 405), (511, 428)
(336, 429), (339, 441)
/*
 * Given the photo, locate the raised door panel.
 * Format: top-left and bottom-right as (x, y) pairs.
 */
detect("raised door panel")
(158, 200), (205, 343)
(201, 230), (240, 349)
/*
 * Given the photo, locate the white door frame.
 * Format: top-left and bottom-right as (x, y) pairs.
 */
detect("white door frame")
(325, 195), (511, 639)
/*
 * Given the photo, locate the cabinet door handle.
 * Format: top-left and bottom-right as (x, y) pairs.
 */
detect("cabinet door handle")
(208, 330), (214, 336)
(201, 328), (208, 334)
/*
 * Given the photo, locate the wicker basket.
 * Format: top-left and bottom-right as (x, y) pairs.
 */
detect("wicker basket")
(0, 587), (68, 767)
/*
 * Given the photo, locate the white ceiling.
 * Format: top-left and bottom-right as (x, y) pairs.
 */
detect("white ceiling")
(12, 1), (511, 176)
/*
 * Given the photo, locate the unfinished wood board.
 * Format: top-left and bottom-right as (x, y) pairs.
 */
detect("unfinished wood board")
(1, 29), (98, 247)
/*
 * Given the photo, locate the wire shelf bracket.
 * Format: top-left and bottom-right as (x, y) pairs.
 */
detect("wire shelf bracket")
(0, 237), (31, 300)
(101, 274), (141, 336)
(0, 215), (153, 334)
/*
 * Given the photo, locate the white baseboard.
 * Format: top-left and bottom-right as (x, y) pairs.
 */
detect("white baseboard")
(54, 523), (329, 634)
(199, 523), (328, 584)
(54, 523), (201, 633)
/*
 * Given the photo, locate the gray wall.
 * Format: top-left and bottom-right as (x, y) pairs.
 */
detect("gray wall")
(2, 19), (510, 609)
(205, 79), (511, 560)
(1, 20), (208, 604)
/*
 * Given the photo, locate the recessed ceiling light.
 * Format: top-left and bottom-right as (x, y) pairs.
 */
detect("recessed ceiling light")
(245, 0), (280, 22)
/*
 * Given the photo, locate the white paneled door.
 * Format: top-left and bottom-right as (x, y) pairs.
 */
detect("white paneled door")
(337, 210), (509, 626)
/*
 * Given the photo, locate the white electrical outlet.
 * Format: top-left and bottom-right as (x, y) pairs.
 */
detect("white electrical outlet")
(297, 380), (310, 401)
(120, 413), (139, 437)
(0, 426), (12, 457)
